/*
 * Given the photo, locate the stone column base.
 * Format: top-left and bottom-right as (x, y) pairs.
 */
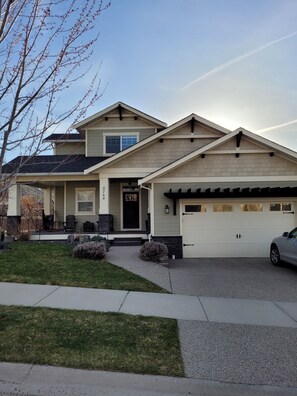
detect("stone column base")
(152, 236), (183, 259)
(98, 214), (114, 233)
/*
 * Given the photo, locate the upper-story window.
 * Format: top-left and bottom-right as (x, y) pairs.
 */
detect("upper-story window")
(104, 133), (139, 155)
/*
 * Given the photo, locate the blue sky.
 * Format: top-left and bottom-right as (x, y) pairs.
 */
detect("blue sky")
(76, 0), (297, 150)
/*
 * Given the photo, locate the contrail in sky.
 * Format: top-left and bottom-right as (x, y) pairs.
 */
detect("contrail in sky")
(180, 30), (297, 91)
(256, 119), (297, 134)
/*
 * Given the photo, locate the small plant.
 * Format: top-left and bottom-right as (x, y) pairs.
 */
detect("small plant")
(91, 235), (110, 251)
(139, 241), (168, 263)
(73, 241), (106, 260)
(17, 230), (30, 241)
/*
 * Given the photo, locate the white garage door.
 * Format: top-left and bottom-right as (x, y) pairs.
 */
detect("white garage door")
(182, 201), (296, 258)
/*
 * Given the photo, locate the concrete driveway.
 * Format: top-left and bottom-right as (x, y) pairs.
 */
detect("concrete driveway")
(107, 247), (297, 301)
(170, 257), (297, 301)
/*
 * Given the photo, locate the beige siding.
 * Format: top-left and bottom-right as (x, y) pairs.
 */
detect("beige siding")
(163, 153), (297, 178)
(109, 139), (214, 169)
(87, 130), (103, 157)
(168, 123), (223, 137)
(54, 186), (64, 222)
(87, 108), (159, 128)
(65, 181), (99, 231)
(87, 128), (156, 157)
(154, 183), (180, 236)
(214, 137), (265, 151)
(55, 142), (85, 155)
(110, 182), (121, 231)
(141, 188), (149, 231)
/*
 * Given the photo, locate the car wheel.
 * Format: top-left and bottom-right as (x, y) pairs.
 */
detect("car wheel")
(270, 245), (282, 266)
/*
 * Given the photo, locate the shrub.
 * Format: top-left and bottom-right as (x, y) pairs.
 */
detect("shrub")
(91, 235), (110, 251)
(91, 235), (106, 242)
(139, 241), (168, 262)
(17, 231), (30, 241)
(73, 242), (106, 260)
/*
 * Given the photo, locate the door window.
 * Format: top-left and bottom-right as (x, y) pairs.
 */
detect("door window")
(185, 204), (206, 213)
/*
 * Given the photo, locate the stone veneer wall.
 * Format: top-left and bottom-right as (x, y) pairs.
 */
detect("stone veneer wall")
(152, 236), (183, 259)
(98, 214), (114, 233)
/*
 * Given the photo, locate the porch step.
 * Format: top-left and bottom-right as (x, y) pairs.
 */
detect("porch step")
(112, 237), (144, 246)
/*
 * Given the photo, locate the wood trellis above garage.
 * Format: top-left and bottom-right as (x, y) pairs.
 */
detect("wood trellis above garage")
(164, 186), (297, 215)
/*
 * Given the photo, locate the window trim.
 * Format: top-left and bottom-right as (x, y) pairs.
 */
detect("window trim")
(75, 187), (96, 215)
(103, 132), (139, 156)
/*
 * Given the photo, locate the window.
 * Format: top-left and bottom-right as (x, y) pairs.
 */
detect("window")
(213, 204), (233, 212)
(104, 134), (138, 155)
(125, 193), (138, 202)
(76, 188), (95, 214)
(270, 203), (292, 212)
(240, 203), (263, 212)
(185, 204), (207, 213)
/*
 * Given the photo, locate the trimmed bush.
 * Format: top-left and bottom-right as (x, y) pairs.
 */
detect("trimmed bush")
(91, 235), (110, 251)
(139, 241), (168, 263)
(73, 242), (106, 260)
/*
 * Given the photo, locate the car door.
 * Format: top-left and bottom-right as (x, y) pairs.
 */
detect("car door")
(283, 228), (297, 265)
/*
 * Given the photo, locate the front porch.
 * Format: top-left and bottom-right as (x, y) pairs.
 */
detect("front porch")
(29, 230), (149, 245)
(6, 176), (151, 237)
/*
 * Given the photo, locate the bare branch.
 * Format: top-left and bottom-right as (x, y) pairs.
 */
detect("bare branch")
(0, 0), (111, 191)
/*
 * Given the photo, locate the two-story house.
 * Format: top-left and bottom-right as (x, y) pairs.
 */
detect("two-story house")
(4, 101), (297, 258)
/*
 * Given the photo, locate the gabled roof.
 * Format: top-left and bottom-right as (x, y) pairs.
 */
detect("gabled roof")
(138, 128), (297, 184)
(43, 133), (84, 142)
(3, 155), (105, 174)
(73, 101), (167, 130)
(84, 113), (230, 174)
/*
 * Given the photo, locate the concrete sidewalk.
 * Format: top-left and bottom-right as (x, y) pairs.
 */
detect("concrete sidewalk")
(1, 282), (297, 328)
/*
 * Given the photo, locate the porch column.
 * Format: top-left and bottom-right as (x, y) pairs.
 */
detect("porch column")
(98, 177), (113, 233)
(43, 187), (52, 216)
(99, 177), (109, 214)
(7, 180), (21, 234)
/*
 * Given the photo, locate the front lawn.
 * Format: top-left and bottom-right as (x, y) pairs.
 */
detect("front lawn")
(0, 306), (184, 377)
(0, 242), (166, 292)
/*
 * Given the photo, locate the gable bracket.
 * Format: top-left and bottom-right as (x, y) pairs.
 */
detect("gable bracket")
(118, 104), (123, 120)
(236, 131), (243, 148)
(190, 117), (195, 133)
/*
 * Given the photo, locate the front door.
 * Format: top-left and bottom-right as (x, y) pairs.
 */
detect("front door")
(123, 191), (140, 229)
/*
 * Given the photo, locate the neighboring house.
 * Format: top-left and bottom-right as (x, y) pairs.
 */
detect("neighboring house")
(3, 101), (297, 258)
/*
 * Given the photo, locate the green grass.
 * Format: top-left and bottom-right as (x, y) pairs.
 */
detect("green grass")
(0, 242), (166, 292)
(0, 306), (184, 377)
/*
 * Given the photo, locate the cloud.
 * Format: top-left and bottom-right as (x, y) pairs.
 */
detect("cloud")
(180, 31), (297, 91)
(256, 119), (297, 134)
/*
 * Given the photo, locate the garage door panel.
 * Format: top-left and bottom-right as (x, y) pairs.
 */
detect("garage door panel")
(183, 242), (267, 258)
(182, 201), (295, 258)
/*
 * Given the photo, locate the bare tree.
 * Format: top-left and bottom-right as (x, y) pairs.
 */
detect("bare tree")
(0, 0), (110, 189)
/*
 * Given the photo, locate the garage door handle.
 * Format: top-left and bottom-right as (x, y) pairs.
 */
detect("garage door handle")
(183, 244), (194, 246)
(236, 234), (242, 239)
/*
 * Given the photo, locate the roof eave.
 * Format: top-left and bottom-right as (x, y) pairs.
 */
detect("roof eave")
(73, 101), (167, 130)
(138, 128), (297, 185)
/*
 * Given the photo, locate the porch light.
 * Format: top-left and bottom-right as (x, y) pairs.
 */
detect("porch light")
(165, 204), (170, 214)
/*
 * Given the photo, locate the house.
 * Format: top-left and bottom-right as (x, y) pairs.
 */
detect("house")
(4, 101), (297, 258)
